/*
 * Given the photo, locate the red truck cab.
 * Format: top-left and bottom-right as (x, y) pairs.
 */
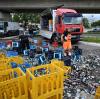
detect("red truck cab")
(55, 8), (83, 40)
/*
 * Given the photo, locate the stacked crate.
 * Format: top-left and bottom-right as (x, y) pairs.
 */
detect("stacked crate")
(0, 68), (28, 99)
(26, 64), (64, 99)
(0, 53), (67, 99)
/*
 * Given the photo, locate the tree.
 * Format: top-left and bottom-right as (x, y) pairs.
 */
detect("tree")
(12, 13), (40, 30)
(12, 14), (20, 22)
(12, 13), (40, 23)
(91, 20), (100, 27)
(83, 18), (90, 28)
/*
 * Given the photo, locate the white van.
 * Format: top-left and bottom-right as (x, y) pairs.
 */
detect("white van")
(0, 21), (23, 34)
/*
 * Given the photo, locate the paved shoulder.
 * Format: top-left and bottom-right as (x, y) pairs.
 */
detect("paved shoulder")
(79, 41), (100, 47)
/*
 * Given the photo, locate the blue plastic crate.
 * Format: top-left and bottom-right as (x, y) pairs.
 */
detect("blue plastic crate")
(18, 62), (31, 72)
(0, 42), (6, 49)
(30, 45), (36, 49)
(6, 51), (18, 57)
(23, 50), (29, 56)
(35, 54), (46, 65)
(18, 64), (26, 72)
(33, 39), (38, 44)
(55, 47), (64, 52)
(42, 41), (47, 46)
(54, 51), (63, 60)
(12, 42), (19, 48)
(11, 62), (17, 68)
(24, 62), (31, 68)
(48, 50), (54, 60)
(42, 47), (49, 53)
(33, 31), (38, 35)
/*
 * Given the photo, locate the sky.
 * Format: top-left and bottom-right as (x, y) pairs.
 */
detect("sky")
(83, 14), (100, 23)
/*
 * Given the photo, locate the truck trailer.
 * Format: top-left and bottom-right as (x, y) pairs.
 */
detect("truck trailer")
(40, 8), (84, 41)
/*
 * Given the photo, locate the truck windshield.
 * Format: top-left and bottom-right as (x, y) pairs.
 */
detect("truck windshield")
(63, 17), (82, 24)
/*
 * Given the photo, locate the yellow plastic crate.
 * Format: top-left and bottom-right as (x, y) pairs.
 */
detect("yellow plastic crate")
(95, 86), (100, 99)
(0, 56), (24, 71)
(0, 68), (28, 99)
(51, 59), (64, 68)
(0, 58), (12, 71)
(51, 59), (71, 78)
(0, 53), (6, 59)
(9, 56), (24, 64)
(26, 64), (64, 99)
(62, 66), (71, 79)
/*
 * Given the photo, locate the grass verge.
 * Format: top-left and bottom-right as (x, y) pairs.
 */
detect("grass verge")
(84, 32), (100, 34)
(82, 37), (100, 43)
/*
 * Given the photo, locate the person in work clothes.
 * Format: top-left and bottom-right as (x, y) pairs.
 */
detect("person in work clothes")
(61, 28), (72, 56)
(61, 28), (72, 66)
(19, 32), (30, 53)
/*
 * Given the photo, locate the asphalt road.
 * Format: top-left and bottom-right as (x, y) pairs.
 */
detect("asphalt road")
(74, 41), (100, 56)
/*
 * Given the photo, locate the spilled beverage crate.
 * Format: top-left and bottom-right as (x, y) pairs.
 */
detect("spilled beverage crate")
(9, 56), (24, 65)
(0, 68), (28, 99)
(0, 53), (6, 59)
(51, 59), (71, 79)
(0, 56), (24, 71)
(26, 64), (64, 99)
(6, 51), (18, 57)
(0, 58), (12, 71)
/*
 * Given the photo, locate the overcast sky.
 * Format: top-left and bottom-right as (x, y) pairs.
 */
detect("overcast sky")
(83, 14), (100, 22)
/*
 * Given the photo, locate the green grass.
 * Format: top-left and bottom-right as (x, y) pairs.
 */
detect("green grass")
(85, 32), (100, 34)
(82, 37), (100, 43)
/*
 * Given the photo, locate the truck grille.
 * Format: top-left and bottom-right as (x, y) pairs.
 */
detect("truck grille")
(72, 28), (80, 32)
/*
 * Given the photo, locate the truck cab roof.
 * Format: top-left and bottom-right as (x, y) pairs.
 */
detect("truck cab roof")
(56, 8), (77, 16)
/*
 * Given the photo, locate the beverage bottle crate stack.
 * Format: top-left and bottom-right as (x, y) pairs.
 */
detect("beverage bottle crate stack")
(26, 64), (64, 99)
(0, 68), (28, 99)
